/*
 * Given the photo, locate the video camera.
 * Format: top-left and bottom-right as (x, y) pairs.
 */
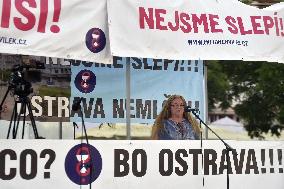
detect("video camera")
(8, 61), (45, 97)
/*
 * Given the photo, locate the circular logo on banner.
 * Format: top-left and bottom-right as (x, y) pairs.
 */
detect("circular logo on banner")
(74, 69), (96, 93)
(65, 143), (102, 185)
(85, 28), (106, 53)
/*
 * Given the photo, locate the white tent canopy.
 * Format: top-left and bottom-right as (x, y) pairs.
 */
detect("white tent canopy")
(210, 116), (244, 133)
(211, 116), (243, 127)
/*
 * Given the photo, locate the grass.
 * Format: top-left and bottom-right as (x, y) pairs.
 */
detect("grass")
(38, 85), (70, 97)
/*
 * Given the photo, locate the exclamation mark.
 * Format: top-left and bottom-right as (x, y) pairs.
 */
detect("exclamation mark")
(187, 101), (192, 108)
(50, 0), (61, 33)
(269, 149), (274, 173)
(38, 0), (48, 33)
(174, 60), (179, 71)
(187, 61), (191, 71)
(195, 101), (200, 114)
(278, 149), (283, 173)
(194, 60), (198, 72)
(180, 60), (185, 71)
(261, 149), (266, 173)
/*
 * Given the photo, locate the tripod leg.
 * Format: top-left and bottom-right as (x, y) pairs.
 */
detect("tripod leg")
(26, 99), (39, 139)
(0, 87), (10, 119)
(21, 102), (27, 139)
(13, 101), (24, 139)
(7, 102), (17, 139)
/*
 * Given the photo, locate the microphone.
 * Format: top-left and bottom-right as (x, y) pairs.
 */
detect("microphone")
(184, 106), (197, 112)
(72, 97), (83, 111)
(73, 122), (79, 128)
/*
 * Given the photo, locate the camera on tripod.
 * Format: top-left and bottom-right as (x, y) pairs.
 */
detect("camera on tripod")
(9, 64), (33, 97)
(0, 62), (44, 139)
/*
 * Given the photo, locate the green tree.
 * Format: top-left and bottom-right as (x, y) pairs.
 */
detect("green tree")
(206, 61), (230, 111)
(240, 0), (253, 4)
(207, 60), (284, 139)
(207, 0), (284, 139)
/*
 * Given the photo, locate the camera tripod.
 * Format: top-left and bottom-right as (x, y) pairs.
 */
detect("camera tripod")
(0, 64), (43, 139)
(6, 95), (41, 139)
(0, 87), (42, 139)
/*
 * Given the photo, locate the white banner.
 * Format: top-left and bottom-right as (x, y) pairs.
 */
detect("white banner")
(107, 0), (284, 63)
(0, 0), (111, 63)
(0, 140), (283, 189)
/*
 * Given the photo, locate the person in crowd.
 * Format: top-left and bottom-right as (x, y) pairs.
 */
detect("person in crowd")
(151, 94), (201, 140)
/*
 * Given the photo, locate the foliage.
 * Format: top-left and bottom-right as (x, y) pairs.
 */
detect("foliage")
(0, 70), (11, 82)
(240, 0), (282, 3)
(240, 0), (253, 4)
(207, 60), (284, 139)
(206, 61), (230, 110)
(240, 0), (284, 5)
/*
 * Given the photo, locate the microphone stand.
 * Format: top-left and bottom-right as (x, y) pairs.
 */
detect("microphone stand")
(78, 108), (89, 144)
(199, 119), (205, 187)
(188, 108), (234, 189)
(73, 100), (93, 189)
(72, 122), (78, 140)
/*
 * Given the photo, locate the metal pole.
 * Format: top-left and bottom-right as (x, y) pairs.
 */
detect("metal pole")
(126, 57), (131, 139)
(204, 61), (209, 139)
(59, 58), (63, 139)
(59, 118), (63, 139)
(1, 54), (3, 81)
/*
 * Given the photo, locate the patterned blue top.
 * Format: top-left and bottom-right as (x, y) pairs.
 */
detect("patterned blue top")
(158, 119), (200, 140)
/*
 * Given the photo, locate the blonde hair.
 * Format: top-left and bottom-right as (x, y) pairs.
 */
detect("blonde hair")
(151, 95), (201, 139)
